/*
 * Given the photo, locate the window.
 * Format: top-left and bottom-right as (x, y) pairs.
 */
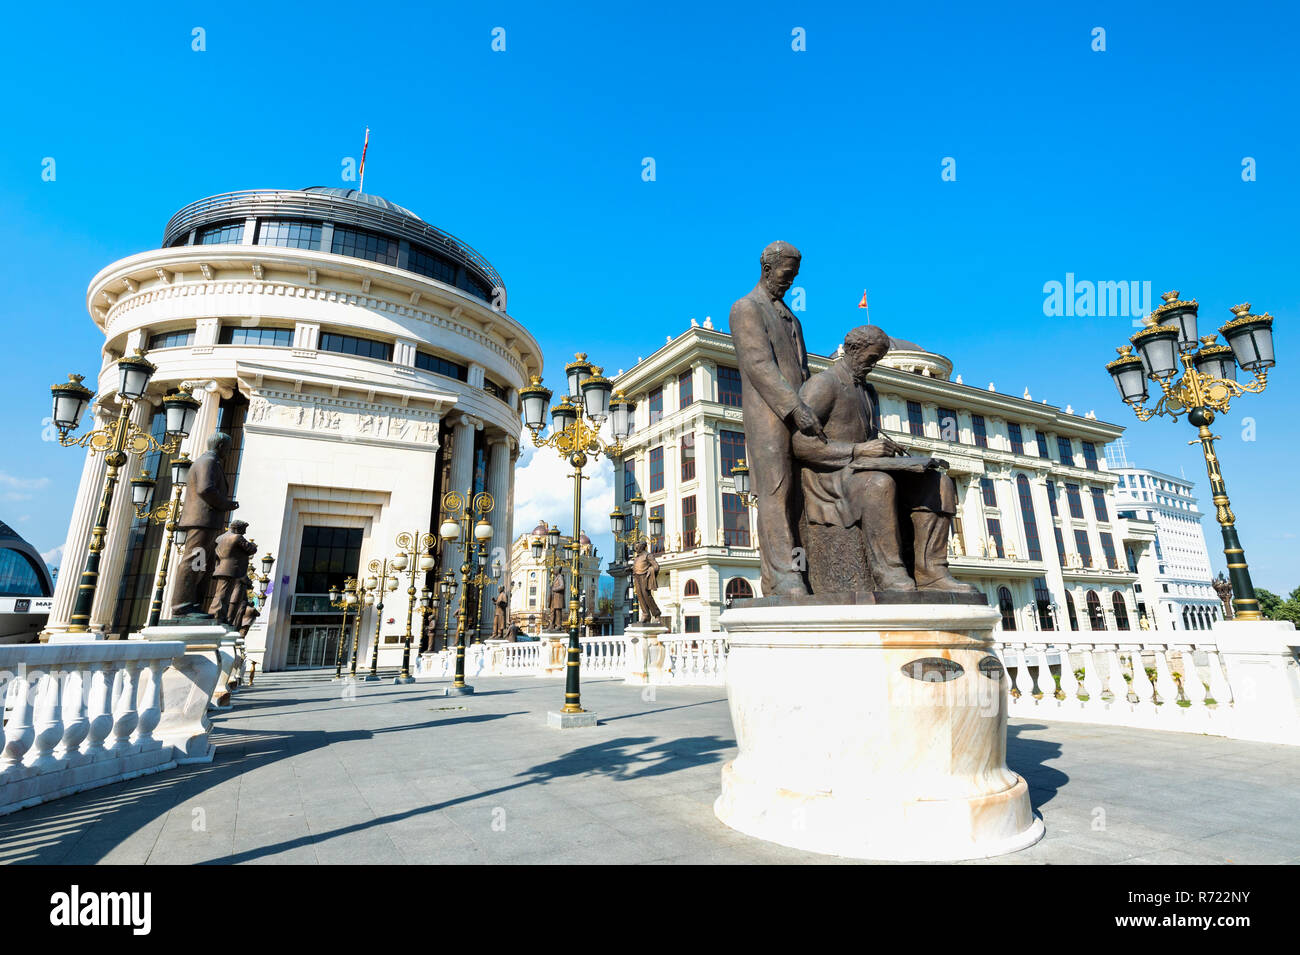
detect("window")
(725, 577), (754, 600)
(681, 495), (697, 546)
(1008, 423), (1024, 455)
(1074, 529), (1093, 567)
(148, 329), (195, 350)
(1034, 577), (1053, 630)
(1100, 532), (1119, 570)
(986, 518), (1005, 558)
(1125, 546), (1139, 574)
(623, 458), (638, 506)
(197, 221), (244, 245)
(257, 219), (322, 250)
(980, 477), (997, 508)
(648, 386), (663, 425)
(722, 493), (750, 547)
(407, 245), (458, 285)
(1016, 475), (1043, 561)
(484, 378), (508, 403)
(718, 367), (743, 407)
(1065, 592), (1080, 630)
(720, 429), (746, 477)
(415, 351), (468, 380)
(219, 325), (293, 347)
(1112, 592), (1130, 630)
(1082, 442), (1099, 471)
(1086, 591), (1106, 630)
(320, 332), (392, 361)
(331, 226), (397, 266)
(1035, 430), (1050, 458)
(998, 587), (1016, 630)
(0, 548), (48, 597)
(1045, 479), (1060, 517)
(649, 446), (664, 493)
(1057, 436), (1074, 466)
(681, 432), (696, 481)
(678, 369), (693, 408)
(938, 407), (959, 442)
(972, 414), (988, 448)
(684, 616), (701, 633)
(906, 401), (924, 437)
(295, 526), (363, 594)
(1090, 487), (1109, 522)
(649, 505), (665, 554)
(1065, 483), (1084, 519)
(683, 578), (700, 597)
(1054, 527), (1067, 565)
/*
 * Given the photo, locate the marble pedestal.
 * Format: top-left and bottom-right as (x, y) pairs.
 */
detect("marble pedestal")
(132, 621), (227, 763)
(714, 602), (1043, 861)
(1215, 619), (1300, 744)
(624, 624), (668, 685)
(547, 710), (598, 729)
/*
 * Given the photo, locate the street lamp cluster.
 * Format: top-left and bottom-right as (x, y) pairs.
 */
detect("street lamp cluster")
(438, 489), (499, 694)
(1106, 291), (1277, 622)
(608, 492), (663, 624)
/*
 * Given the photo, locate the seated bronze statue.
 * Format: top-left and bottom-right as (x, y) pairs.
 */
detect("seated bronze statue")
(791, 325), (977, 595)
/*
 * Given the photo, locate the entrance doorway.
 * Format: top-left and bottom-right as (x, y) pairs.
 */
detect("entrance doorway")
(285, 623), (342, 669)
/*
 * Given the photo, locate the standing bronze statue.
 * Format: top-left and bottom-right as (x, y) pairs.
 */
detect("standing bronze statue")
(171, 432), (238, 617)
(208, 521), (258, 627)
(492, 584), (512, 639)
(792, 326), (977, 595)
(730, 241), (823, 596)
(547, 569), (566, 631)
(631, 539), (662, 624)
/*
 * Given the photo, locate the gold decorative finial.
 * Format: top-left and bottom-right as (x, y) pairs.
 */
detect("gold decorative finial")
(1141, 313), (1158, 327)
(1200, 335), (1217, 346)
(574, 352), (588, 361)
(1161, 290), (1179, 304)
(1229, 303), (1251, 317)
(1116, 345), (1133, 356)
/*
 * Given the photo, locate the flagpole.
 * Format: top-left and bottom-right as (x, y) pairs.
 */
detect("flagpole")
(359, 127), (370, 194)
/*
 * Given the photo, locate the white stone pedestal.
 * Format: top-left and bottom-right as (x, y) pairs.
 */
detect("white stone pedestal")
(714, 602), (1043, 861)
(211, 632), (240, 709)
(538, 633), (567, 678)
(1215, 619), (1300, 745)
(624, 624), (668, 685)
(133, 622), (227, 764)
(547, 710), (598, 729)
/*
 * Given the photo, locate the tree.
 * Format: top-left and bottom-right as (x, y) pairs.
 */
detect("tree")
(1258, 587), (1300, 624)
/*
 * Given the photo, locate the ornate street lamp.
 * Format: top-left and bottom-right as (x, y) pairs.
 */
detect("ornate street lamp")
(1105, 291), (1275, 620)
(361, 557), (401, 681)
(730, 460), (757, 507)
(439, 489), (495, 694)
(391, 530), (437, 684)
(329, 577), (358, 680)
(143, 452), (193, 627)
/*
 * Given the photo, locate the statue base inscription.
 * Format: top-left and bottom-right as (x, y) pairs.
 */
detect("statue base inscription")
(713, 602), (1043, 861)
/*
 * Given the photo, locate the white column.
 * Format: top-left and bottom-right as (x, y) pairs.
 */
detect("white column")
(481, 434), (513, 633)
(443, 415), (478, 613)
(159, 384), (225, 619)
(90, 398), (156, 633)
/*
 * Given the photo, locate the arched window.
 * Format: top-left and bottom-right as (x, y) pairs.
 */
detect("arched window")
(1033, 577), (1053, 630)
(683, 579), (699, 598)
(997, 587), (1016, 631)
(1183, 607), (1192, 630)
(1086, 591), (1106, 630)
(1064, 592), (1079, 631)
(1112, 592), (1130, 631)
(725, 578), (754, 601)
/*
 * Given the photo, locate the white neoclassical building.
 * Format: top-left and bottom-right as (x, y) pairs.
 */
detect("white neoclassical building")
(506, 521), (606, 637)
(43, 187), (542, 671)
(609, 321), (1155, 637)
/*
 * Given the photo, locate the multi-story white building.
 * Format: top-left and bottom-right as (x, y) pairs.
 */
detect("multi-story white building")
(44, 187), (542, 671)
(609, 322), (1154, 637)
(1107, 444), (1221, 631)
(507, 521), (605, 636)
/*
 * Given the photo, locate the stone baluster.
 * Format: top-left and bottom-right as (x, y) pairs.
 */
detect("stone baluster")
(108, 663), (140, 754)
(1102, 648), (1127, 702)
(135, 661), (163, 747)
(1057, 645), (1079, 700)
(0, 667), (34, 772)
(1002, 645), (1022, 698)
(1128, 647), (1156, 705)
(83, 662), (114, 757)
(1034, 646), (1055, 698)
(1177, 647), (1207, 706)
(1204, 647), (1233, 705)
(27, 668), (66, 772)
(1080, 646), (1104, 702)
(57, 664), (90, 763)
(1151, 646), (1180, 705)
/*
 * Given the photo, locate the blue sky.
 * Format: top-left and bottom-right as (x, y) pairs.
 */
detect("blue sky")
(1, 1), (1296, 592)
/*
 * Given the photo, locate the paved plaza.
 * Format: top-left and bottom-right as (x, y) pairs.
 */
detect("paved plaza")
(1, 671), (1297, 865)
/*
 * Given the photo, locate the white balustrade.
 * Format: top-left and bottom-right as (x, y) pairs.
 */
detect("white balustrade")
(578, 636), (628, 676)
(658, 635), (728, 686)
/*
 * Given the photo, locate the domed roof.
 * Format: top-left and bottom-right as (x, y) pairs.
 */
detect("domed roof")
(300, 187), (424, 222)
(889, 336), (923, 352)
(531, 520), (549, 537)
(578, 531), (591, 545)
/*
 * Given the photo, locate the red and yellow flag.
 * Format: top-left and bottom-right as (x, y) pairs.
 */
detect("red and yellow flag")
(858, 290), (868, 311)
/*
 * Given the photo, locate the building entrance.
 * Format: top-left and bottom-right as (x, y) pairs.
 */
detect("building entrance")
(285, 623), (342, 669)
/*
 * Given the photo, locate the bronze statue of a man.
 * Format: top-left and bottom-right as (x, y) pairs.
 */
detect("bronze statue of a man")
(172, 432), (238, 617)
(631, 540), (662, 624)
(209, 521), (258, 626)
(730, 241), (823, 595)
(792, 326), (977, 595)
(492, 584), (512, 640)
(547, 570), (566, 631)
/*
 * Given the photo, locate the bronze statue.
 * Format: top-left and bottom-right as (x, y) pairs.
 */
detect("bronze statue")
(171, 432), (238, 616)
(209, 520), (258, 626)
(492, 584), (512, 639)
(792, 326), (977, 595)
(238, 600), (260, 639)
(547, 570), (566, 631)
(730, 241), (822, 596)
(631, 540), (662, 623)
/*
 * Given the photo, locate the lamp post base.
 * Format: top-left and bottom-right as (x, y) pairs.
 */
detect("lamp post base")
(392, 675), (415, 685)
(548, 710), (598, 729)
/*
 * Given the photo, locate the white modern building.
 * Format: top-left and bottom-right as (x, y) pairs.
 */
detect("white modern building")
(1107, 444), (1221, 631)
(507, 521), (606, 636)
(609, 321), (1155, 636)
(0, 520), (53, 643)
(43, 187), (542, 671)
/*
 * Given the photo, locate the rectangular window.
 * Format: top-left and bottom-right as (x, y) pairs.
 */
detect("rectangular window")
(1082, 441), (1099, 471)
(1017, 478), (1043, 561)
(678, 370), (693, 408)
(648, 386), (663, 425)
(720, 429), (746, 477)
(980, 477), (997, 508)
(1100, 532), (1119, 570)
(1090, 487), (1110, 522)
(1065, 483), (1084, 519)
(938, 407), (959, 442)
(1034, 577), (1053, 630)
(681, 495), (697, 547)
(484, 378), (508, 402)
(407, 245), (458, 284)
(219, 325), (293, 347)
(295, 526), (363, 595)
(649, 506), (665, 554)
(1036, 430), (1050, 458)
(717, 367), (743, 407)
(1046, 479), (1059, 517)
(415, 351), (468, 380)
(257, 219), (322, 250)
(684, 615), (701, 633)
(722, 493), (750, 547)
(623, 459), (638, 503)
(1074, 529), (1093, 566)
(197, 221), (244, 245)
(681, 432), (695, 481)
(1057, 436), (1074, 466)
(986, 518), (1005, 558)
(1054, 527), (1067, 564)
(906, 401), (924, 437)
(649, 446), (664, 493)
(148, 329), (195, 350)
(972, 415), (988, 448)
(320, 332), (392, 361)
(1008, 423), (1024, 455)
(331, 226), (398, 265)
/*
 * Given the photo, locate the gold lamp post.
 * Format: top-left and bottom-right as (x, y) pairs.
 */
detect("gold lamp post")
(519, 355), (634, 715)
(532, 525), (578, 634)
(362, 557), (401, 681)
(607, 492), (662, 625)
(1106, 291), (1276, 621)
(348, 576), (377, 680)
(130, 451), (193, 628)
(391, 530), (437, 684)
(328, 577), (359, 680)
(438, 489), (495, 694)
(49, 354), (202, 632)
